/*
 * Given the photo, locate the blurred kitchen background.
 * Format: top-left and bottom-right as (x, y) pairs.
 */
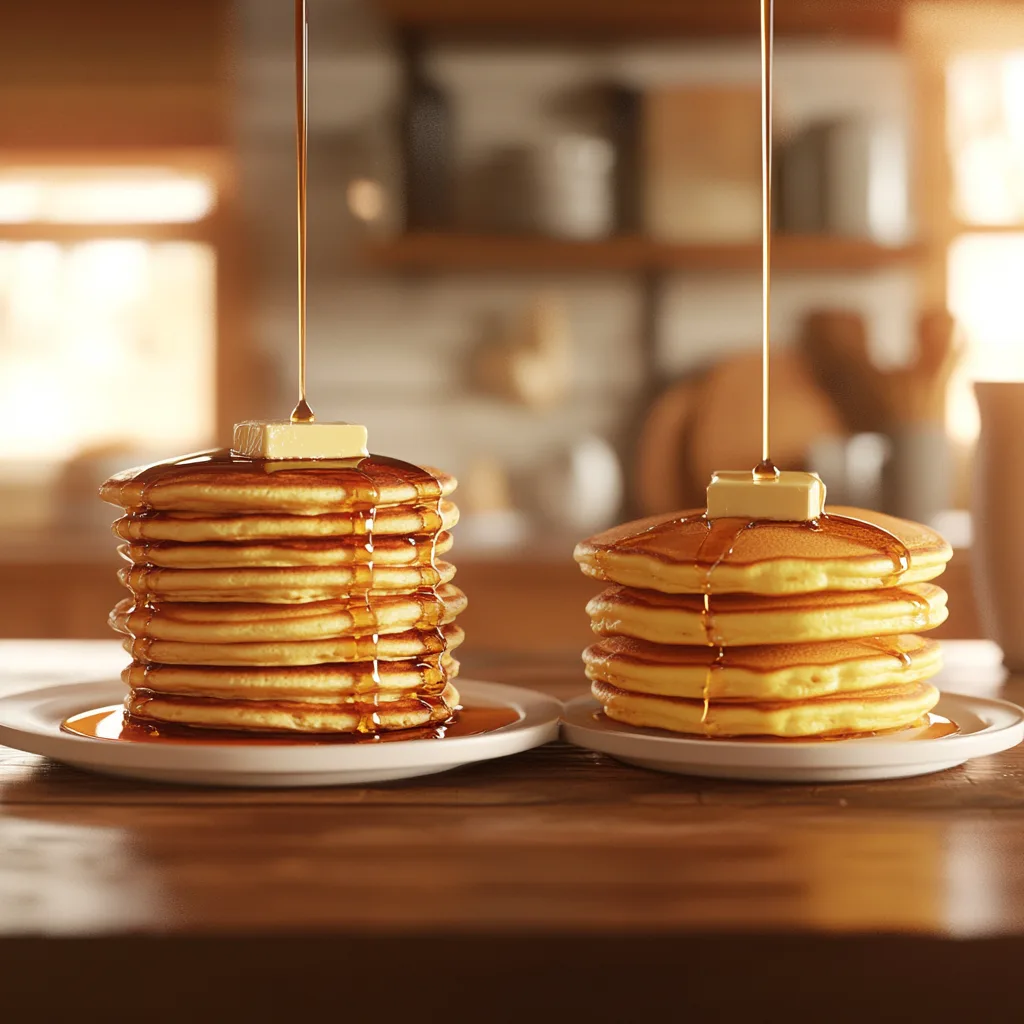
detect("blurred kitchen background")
(1, 0), (1022, 656)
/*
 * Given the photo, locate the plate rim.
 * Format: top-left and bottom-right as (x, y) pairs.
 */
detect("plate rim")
(560, 691), (1024, 771)
(0, 678), (561, 777)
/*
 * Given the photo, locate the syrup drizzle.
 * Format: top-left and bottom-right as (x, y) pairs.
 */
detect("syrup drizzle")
(694, 517), (757, 734)
(104, 451), (454, 738)
(759, 0), (774, 469)
(95, 4), (457, 745)
(290, 0), (312, 425)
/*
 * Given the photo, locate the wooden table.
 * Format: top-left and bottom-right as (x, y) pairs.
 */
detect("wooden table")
(1, 639), (1022, 1022)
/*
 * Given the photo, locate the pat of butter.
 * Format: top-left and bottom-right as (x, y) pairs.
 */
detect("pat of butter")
(232, 420), (369, 460)
(706, 469), (826, 521)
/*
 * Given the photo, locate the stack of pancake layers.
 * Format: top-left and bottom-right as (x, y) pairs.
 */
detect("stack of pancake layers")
(574, 506), (954, 738)
(100, 451), (464, 734)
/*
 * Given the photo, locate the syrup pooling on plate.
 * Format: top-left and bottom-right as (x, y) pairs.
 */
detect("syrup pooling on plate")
(591, 709), (959, 743)
(62, 703), (520, 744)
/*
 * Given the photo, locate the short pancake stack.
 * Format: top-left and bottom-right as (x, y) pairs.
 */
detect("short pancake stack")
(100, 451), (464, 735)
(574, 506), (954, 739)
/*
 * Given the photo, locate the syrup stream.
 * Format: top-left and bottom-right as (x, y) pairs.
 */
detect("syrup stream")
(290, 0), (313, 425)
(760, 0), (774, 469)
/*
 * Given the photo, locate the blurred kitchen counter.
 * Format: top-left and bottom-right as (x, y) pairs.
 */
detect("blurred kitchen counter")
(0, 540), (985, 648)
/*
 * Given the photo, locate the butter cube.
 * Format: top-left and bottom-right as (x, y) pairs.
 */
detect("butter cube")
(232, 420), (368, 460)
(706, 469), (826, 521)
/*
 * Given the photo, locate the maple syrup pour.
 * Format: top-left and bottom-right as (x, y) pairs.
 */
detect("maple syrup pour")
(291, 0), (312, 424)
(760, 0), (774, 467)
(62, 704), (518, 745)
(290, 398), (315, 424)
(753, 459), (779, 482)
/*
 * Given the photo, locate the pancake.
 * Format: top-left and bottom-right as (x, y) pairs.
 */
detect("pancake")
(112, 500), (459, 544)
(117, 531), (454, 569)
(122, 622), (465, 667)
(109, 584), (467, 643)
(118, 559), (457, 603)
(122, 653), (460, 699)
(101, 446), (466, 738)
(100, 449), (456, 514)
(584, 634), (941, 701)
(587, 582), (948, 646)
(575, 505), (952, 596)
(592, 677), (940, 738)
(126, 681), (461, 734)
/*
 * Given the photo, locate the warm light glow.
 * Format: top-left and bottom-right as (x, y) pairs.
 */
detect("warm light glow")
(945, 50), (1024, 443)
(948, 52), (1024, 225)
(0, 241), (216, 460)
(346, 178), (385, 223)
(0, 167), (216, 224)
(947, 233), (1024, 442)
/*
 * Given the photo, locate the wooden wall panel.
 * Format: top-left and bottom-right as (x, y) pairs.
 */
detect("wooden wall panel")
(0, 0), (232, 149)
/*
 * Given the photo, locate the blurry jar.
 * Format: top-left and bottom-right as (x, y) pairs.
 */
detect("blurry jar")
(537, 134), (615, 240)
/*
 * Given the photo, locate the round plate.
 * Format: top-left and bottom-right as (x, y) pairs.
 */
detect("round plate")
(0, 679), (560, 787)
(561, 692), (1024, 782)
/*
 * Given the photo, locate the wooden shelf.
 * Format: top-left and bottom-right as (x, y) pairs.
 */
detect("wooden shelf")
(0, 220), (220, 243)
(365, 233), (921, 274)
(377, 0), (902, 41)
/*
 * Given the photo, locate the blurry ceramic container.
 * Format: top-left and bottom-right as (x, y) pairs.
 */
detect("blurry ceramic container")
(826, 117), (911, 245)
(533, 435), (623, 535)
(882, 425), (952, 527)
(807, 433), (887, 510)
(971, 381), (1024, 671)
(537, 134), (615, 240)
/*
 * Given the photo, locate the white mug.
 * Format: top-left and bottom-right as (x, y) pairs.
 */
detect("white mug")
(972, 381), (1024, 671)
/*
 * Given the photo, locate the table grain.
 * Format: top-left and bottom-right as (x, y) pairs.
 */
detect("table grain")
(1, 640), (1021, 1022)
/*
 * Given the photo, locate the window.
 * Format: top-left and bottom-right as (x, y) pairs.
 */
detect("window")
(0, 167), (217, 464)
(0, 167), (215, 225)
(945, 53), (1024, 442)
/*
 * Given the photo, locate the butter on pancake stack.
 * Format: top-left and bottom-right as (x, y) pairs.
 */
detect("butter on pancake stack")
(99, 436), (465, 736)
(574, 472), (954, 739)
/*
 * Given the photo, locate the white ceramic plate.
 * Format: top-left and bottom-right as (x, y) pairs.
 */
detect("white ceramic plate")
(561, 692), (1024, 782)
(0, 679), (560, 787)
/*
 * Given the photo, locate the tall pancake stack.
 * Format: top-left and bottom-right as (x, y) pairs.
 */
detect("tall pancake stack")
(100, 451), (465, 735)
(574, 506), (954, 739)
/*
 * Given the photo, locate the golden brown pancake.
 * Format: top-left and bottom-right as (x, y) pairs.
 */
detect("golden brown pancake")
(592, 677), (940, 738)
(587, 582), (947, 646)
(117, 531), (453, 569)
(109, 584), (467, 643)
(584, 634), (941, 701)
(575, 505), (952, 596)
(118, 559), (457, 603)
(100, 450), (455, 514)
(126, 681), (461, 734)
(112, 500), (459, 543)
(102, 448), (465, 738)
(122, 622), (465, 667)
(122, 653), (460, 699)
